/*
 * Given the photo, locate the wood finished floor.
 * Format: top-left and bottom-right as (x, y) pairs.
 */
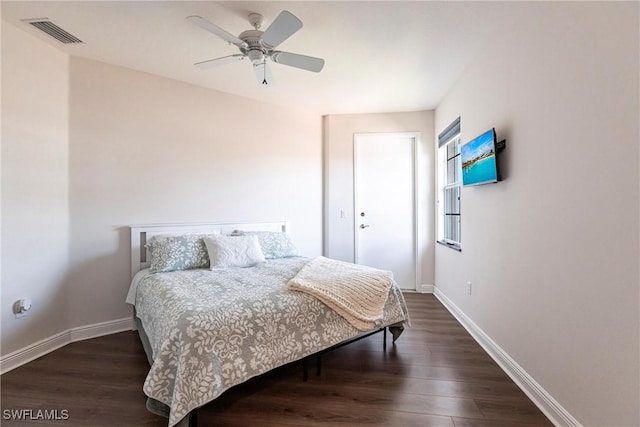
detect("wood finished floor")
(1, 293), (552, 426)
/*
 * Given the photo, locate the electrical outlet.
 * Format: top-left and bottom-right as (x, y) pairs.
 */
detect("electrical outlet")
(466, 281), (472, 295)
(13, 298), (32, 319)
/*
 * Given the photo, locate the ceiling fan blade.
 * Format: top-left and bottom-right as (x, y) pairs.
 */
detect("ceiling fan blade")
(195, 54), (245, 69)
(254, 61), (274, 86)
(261, 10), (302, 49)
(187, 15), (248, 49)
(271, 51), (325, 72)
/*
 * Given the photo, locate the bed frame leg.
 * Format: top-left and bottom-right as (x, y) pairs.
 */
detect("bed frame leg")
(316, 354), (321, 376)
(302, 327), (388, 382)
(302, 357), (308, 382)
(188, 409), (198, 427)
(383, 327), (387, 351)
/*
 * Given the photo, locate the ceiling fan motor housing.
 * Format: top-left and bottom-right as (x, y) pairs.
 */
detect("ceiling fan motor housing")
(238, 29), (269, 64)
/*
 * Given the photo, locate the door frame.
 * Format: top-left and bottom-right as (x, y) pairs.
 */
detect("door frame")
(353, 132), (419, 291)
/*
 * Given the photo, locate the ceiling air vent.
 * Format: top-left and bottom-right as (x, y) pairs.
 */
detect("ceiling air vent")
(25, 19), (83, 44)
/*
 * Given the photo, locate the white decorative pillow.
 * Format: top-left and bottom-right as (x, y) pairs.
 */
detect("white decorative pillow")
(230, 230), (300, 259)
(203, 235), (266, 269)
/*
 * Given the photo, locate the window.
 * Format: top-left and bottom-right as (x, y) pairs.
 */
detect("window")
(437, 118), (462, 250)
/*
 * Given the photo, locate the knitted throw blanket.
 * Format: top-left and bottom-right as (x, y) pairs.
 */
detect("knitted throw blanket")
(287, 256), (393, 331)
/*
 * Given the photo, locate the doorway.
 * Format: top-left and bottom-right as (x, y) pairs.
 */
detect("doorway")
(354, 133), (417, 291)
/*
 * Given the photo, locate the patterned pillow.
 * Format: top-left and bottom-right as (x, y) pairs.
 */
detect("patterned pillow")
(147, 234), (212, 273)
(203, 235), (266, 268)
(231, 230), (300, 259)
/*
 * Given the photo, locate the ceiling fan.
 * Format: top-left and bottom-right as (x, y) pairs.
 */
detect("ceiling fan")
(187, 11), (325, 86)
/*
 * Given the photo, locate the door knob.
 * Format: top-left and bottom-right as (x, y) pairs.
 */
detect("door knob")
(360, 212), (366, 217)
(360, 224), (370, 229)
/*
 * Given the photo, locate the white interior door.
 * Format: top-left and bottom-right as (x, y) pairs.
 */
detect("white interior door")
(354, 133), (416, 290)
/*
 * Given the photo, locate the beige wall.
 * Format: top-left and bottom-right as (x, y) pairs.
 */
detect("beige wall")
(1, 22), (70, 354)
(323, 112), (435, 288)
(434, 3), (639, 425)
(66, 57), (323, 328)
(1, 23), (323, 354)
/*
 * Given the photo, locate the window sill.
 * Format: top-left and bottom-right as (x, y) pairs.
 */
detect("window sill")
(437, 240), (461, 252)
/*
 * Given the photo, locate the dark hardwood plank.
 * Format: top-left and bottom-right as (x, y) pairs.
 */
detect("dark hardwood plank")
(1, 293), (552, 426)
(474, 398), (553, 424)
(452, 417), (552, 427)
(1, 331), (163, 427)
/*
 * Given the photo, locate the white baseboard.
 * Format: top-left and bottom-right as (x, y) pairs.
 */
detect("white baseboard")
(1, 317), (134, 375)
(419, 284), (434, 293)
(433, 287), (581, 427)
(0, 330), (70, 375)
(69, 317), (133, 342)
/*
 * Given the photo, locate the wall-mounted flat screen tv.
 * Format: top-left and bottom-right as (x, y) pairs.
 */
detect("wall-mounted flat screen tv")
(461, 128), (499, 186)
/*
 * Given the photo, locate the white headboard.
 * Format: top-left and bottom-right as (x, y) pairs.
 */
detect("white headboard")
(130, 220), (289, 278)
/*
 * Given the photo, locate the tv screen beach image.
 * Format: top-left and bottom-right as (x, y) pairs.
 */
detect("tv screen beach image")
(461, 130), (497, 185)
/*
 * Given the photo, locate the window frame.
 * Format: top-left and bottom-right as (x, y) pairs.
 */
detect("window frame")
(437, 122), (462, 251)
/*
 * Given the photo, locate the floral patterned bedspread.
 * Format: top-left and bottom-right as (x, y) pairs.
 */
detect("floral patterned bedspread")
(132, 257), (409, 427)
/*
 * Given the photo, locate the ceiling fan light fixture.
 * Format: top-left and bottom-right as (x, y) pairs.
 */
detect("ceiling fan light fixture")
(247, 50), (264, 65)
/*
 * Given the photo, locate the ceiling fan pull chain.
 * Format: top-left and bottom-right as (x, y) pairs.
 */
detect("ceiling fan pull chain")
(262, 60), (268, 85)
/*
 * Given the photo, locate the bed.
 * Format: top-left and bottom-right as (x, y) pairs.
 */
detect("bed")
(126, 221), (410, 427)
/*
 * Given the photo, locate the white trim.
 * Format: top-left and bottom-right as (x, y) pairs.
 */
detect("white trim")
(70, 317), (133, 342)
(0, 317), (133, 375)
(433, 287), (582, 427)
(322, 115), (331, 258)
(353, 132), (419, 291)
(419, 284), (434, 293)
(0, 331), (69, 375)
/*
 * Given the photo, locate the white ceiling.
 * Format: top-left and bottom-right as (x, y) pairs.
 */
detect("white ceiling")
(2, 1), (516, 115)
